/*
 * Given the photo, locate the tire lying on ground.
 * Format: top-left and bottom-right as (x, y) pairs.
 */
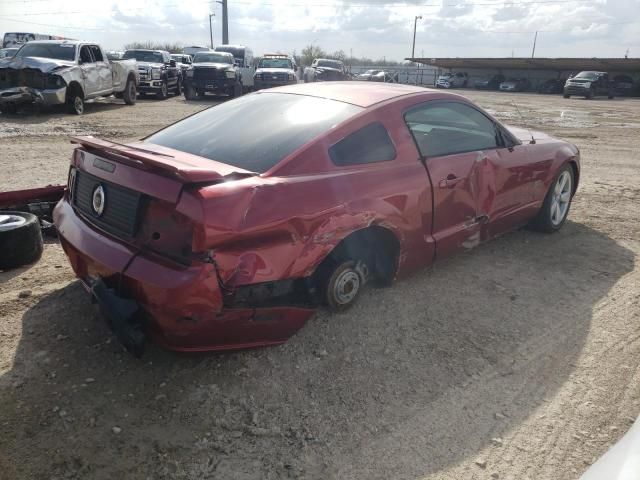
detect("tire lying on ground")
(0, 211), (44, 271)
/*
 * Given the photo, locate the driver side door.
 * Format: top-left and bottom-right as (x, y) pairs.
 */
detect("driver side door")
(78, 45), (100, 97)
(404, 100), (509, 259)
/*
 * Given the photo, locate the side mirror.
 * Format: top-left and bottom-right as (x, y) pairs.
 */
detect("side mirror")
(169, 59), (176, 67)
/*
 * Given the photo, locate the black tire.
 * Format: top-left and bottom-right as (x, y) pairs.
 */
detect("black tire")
(563, 94), (570, 98)
(230, 80), (242, 98)
(608, 92), (614, 99)
(0, 212), (44, 271)
(184, 84), (195, 100)
(123, 77), (136, 105)
(156, 80), (168, 100)
(530, 165), (574, 233)
(65, 87), (84, 115)
(585, 90), (594, 100)
(0, 104), (18, 114)
(174, 77), (182, 96)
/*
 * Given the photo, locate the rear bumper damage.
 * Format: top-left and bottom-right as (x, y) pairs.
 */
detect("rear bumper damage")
(0, 86), (66, 106)
(53, 198), (314, 355)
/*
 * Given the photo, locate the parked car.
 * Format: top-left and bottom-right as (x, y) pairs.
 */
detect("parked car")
(563, 71), (614, 99)
(170, 54), (193, 76)
(537, 78), (566, 94)
(436, 72), (468, 88)
(356, 70), (398, 83)
(183, 46), (210, 57)
(0, 40), (138, 114)
(499, 78), (531, 92)
(122, 49), (181, 99)
(613, 75), (634, 96)
(474, 74), (505, 90)
(106, 50), (123, 60)
(304, 58), (349, 82)
(213, 45), (254, 92)
(183, 51), (242, 99)
(53, 83), (580, 356)
(0, 47), (19, 59)
(356, 69), (382, 81)
(253, 54), (297, 90)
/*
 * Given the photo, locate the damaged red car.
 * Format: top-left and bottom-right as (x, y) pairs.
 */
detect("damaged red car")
(53, 82), (580, 356)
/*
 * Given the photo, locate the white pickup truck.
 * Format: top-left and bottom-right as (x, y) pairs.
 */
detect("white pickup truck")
(0, 40), (138, 115)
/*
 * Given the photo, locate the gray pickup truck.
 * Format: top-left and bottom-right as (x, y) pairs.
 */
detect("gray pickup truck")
(0, 40), (138, 114)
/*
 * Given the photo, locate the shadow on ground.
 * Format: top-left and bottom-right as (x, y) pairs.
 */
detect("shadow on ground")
(0, 221), (634, 479)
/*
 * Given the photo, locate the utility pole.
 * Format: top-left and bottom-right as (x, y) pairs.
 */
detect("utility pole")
(221, 0), (229, 44)
(209, 13), (215, 49)
(412, 15), (422, 61)
(531, 30), (538, 58)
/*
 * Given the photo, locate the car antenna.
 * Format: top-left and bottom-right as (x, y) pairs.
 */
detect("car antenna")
(512, 100), (536, 144)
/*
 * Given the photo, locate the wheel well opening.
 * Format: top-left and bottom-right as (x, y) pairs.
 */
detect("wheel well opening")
(316, 226), (400, 285)
(67, 81), (83, 98)
(568, 160), (579, 194)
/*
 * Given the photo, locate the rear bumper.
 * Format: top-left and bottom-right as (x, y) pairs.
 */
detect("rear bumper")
(0, 86), (66, 106)
(53, 198), (313, 353)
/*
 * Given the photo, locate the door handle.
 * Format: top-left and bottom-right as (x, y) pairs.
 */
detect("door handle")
(439, 174), (463, 189)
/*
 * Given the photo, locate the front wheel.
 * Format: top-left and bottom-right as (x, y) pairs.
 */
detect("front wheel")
(530, 165), (574, 233)
(156, 81), (168, 100)
(184, 84), (195, 100)
(174, 78), (182, 96)
(123, 77), (136, 105)
(563, 93), (570, 98)
(65, 90), (84, 115)
(230, 81), (242, 98)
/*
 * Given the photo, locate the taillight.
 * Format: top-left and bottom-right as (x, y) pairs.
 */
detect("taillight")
(135, 199), (194, 265)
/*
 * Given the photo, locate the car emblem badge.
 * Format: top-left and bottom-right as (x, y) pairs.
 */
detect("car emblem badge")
(92, 185), (105, 216)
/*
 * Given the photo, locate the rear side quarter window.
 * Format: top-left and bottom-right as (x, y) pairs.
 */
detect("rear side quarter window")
(329, 122), (396, 167)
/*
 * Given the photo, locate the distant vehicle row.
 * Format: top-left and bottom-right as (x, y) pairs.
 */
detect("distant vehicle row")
(438, 70), (635, 98)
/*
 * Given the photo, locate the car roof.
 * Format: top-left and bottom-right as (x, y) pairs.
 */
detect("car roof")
(22, 40), (83, 45)
(262, 82), (434, 108)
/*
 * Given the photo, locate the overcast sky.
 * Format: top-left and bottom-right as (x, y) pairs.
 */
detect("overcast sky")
(1, 0), (639, 60)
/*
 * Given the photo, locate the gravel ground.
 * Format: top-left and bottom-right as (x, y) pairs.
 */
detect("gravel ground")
(0, 90), (639, 480)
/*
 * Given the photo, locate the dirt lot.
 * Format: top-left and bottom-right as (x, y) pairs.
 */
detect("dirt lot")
(1, 90), (639, 480)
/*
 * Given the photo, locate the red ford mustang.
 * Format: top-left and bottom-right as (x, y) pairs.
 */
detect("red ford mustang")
(53, 82), (580, 356)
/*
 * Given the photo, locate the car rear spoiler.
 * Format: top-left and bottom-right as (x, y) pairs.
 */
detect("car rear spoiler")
(70, 136), (255, 184)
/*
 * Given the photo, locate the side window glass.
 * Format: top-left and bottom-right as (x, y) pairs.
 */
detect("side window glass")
(404, 102), (499, 158)
(329, 122), (396, 166)
(79, 46), (93, 64)
(90, 46), (103, 62)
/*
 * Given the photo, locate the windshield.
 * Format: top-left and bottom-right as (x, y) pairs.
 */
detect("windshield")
(440, 73), (453, 78)
(258, 58), (292, 69)
(145, 93), (362, 173)
(14, 43), (76, 61)
(317, 60), (342, 69)
(122, 50), (164, 63)
(194, 52), (232, 64)
(574, 71), (599, 81)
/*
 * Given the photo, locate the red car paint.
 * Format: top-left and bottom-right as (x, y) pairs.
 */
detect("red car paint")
(53, 83), (580, 353)
(0, 185), (64, 210)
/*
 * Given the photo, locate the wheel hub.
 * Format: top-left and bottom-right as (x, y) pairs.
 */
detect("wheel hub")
(334, 269), (360, 305)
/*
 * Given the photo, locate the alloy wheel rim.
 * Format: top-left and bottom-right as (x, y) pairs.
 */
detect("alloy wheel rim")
(550, 171), (572, 226)
(74, 97), (83, 114)
(333, 269), (360, 305)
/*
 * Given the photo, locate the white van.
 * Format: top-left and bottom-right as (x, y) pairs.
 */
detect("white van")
(214, 45), (255, 91)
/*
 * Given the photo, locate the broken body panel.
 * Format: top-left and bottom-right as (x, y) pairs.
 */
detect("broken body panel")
(53, 84), (580, 353)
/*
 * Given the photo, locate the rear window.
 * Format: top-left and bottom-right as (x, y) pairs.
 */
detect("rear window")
(329, 123), (396, 166)
(145, 93), (362, 173)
